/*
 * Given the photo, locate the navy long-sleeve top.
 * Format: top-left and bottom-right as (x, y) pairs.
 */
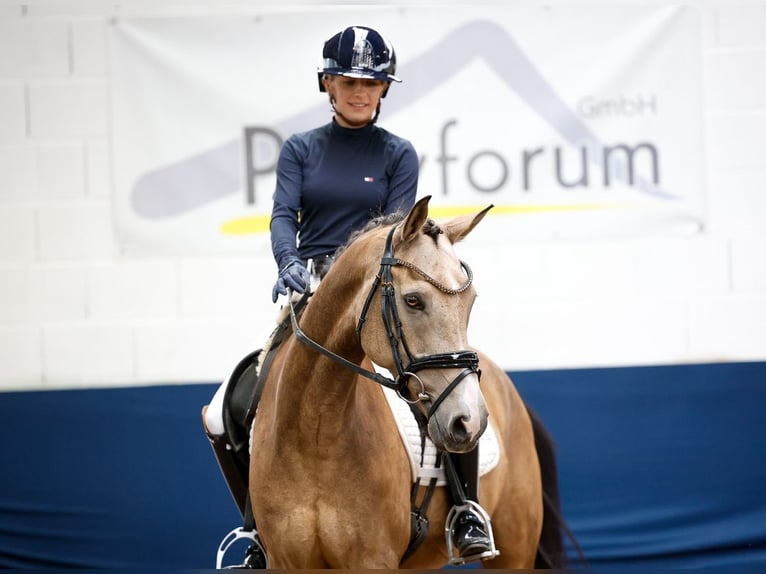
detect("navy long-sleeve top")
(270, 119), (419, 270)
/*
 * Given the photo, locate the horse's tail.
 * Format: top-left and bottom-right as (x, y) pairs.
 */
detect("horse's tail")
(528, 406), (587, 569)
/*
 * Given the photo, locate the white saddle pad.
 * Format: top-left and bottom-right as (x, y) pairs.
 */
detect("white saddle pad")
(381, 385), (500, 487)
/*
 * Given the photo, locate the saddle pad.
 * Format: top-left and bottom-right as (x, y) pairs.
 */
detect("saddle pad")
(381, 385), (500, 487)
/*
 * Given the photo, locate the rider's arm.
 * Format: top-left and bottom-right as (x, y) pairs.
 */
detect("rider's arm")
(270, 136), (305, 270)
(383, 138), (419, 215)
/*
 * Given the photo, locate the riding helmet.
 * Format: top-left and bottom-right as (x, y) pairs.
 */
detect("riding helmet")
(318, 26), (401, 96)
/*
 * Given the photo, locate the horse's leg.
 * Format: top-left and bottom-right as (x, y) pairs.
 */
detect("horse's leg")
(251, 362), (413, 569)
(472, 357), (544, 569)
(490, 405), (572, 569)
(316, 407), (414, 568)
(481, 457), (542, 569)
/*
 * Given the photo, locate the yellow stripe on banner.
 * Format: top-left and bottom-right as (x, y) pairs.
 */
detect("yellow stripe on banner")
(219, 214), (271, 235)
(427, 203), (615, 218)
(219, 203), (621, 236)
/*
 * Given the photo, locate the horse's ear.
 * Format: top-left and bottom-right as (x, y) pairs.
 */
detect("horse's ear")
(443, 204), (494, 244)
(399, 195), (431, 243)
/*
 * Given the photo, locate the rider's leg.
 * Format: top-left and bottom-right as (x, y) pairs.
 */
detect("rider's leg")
(202, 378), (249, 516)
(203, 387), (266, 569)
(204, 377), (228, 437)
(449, 448), (494, 559)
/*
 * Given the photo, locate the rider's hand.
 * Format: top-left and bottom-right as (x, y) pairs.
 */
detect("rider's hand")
(271, 259), (310, 303)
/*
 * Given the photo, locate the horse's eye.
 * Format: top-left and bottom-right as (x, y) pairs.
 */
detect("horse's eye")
(403, 294), (424, 310)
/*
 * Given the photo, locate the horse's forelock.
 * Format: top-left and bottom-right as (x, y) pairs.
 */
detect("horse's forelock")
(422, 218), (443, 242)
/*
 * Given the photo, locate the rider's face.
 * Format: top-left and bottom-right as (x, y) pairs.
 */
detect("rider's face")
(323, 76), (388, 127)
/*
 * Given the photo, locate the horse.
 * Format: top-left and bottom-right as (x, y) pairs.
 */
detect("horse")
(248, 195), (567, 569)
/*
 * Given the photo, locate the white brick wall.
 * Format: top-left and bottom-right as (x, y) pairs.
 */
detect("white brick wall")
(29, 79), (108, 139)
(1, 1), (765, 389)
(0, 206), (36, 261)
(0, 19), (70, 77)
(0, 143), (36, 196)
(0, 82), (26, 142)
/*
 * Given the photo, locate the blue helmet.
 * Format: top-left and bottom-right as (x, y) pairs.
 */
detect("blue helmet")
(318, 26), (401, 96)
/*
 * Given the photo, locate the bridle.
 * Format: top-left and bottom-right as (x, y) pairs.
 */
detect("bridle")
(288, 224), (481, 422)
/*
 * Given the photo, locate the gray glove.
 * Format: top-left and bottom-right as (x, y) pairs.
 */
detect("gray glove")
(271, 259), (309, 302)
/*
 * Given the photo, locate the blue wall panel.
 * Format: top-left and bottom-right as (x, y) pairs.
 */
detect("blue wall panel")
(0, 384), (238, 568)
(1, 362), (764, 568)
(513, 362), (766, 569)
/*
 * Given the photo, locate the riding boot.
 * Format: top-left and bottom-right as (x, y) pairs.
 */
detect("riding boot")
(203, 407), (268, 569)
(203, 411), (250, 516)
(448, 448), (495, 561)
(207, 437), (249, 517)
(223, 542), (268, 570)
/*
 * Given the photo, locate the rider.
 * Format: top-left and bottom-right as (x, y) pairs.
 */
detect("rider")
(203, 25), (493, 567)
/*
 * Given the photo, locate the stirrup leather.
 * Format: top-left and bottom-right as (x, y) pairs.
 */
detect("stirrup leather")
(216, 526), (269, 569)
(444, 500), (500, 566)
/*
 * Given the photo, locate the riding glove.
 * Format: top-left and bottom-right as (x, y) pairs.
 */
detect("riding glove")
(271, 259), (310, 302)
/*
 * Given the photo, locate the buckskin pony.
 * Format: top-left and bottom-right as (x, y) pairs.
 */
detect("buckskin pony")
(248, 196), (566, 568)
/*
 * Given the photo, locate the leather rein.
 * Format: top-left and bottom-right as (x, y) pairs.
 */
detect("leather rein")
(288, 224), (481, 421)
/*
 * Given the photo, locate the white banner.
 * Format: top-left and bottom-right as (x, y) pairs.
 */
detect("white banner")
(109, 5), (704, 255)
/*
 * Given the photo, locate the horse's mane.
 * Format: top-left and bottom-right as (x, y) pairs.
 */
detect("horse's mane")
(335, 210), (443, 259)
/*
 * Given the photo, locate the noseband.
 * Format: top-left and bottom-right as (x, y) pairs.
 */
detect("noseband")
(288, 224), (480, 421)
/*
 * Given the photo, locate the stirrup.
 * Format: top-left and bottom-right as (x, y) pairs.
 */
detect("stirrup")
(216, 526), (269, 569)
(444, 500), (500, 566)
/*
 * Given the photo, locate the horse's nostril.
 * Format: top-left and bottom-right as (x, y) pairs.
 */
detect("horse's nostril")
(450, 415), (471, 443)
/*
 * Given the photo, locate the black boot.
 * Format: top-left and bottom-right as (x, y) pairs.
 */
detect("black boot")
(204, 409), (266, 568)
(447, 448), (495, 561)
(203, 418), (249, 516)
(243, 544), (267, 569)
(453, 510), (493, 557)
(223, 542), (267, 569)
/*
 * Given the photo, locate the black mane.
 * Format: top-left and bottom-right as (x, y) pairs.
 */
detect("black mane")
(336, 211), (443, 258)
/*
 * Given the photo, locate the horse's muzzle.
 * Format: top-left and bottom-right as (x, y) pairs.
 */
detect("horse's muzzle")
(425, 375), (488, 452)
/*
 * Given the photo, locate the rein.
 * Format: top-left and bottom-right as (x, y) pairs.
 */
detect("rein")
(288, 293), (399, 390)
(288, 223), (480, 420)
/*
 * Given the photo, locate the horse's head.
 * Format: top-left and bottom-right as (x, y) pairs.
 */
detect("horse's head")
(355, 196), (492, 453)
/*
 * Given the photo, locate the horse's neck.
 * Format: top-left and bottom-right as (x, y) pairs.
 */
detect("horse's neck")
(302, 282), (360, 358)
(276, 286), (368, 439)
